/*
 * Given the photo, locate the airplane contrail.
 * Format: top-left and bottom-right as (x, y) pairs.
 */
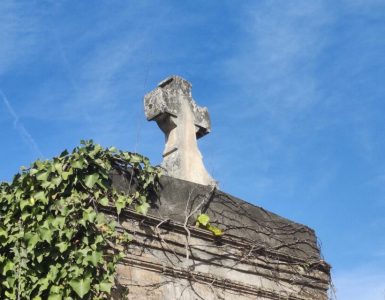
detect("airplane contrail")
(0, 89), (44, 158)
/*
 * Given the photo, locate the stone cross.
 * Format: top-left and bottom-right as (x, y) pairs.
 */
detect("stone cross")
(144, 76), (216, 186)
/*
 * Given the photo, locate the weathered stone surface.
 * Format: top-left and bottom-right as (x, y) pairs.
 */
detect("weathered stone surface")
(109, 174), (331, 299)
(144, 76), (216, 186)
(112, 174), (324, 261)
(112, 218), (330, 300)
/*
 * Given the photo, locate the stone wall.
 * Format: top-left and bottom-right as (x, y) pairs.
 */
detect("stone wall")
(107, 174), (330, 299)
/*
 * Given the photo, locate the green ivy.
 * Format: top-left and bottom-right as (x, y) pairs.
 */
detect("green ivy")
(0, 140), (160, 299)
(196, 214), (223, 236)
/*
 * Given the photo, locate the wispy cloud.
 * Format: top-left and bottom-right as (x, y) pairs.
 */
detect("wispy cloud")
(12, 3), (165, 150)
(0, 90), (43, 158)
(207, 1), (336, 194)
(222, 1), (333, 121)
(0, 1), (40, 75)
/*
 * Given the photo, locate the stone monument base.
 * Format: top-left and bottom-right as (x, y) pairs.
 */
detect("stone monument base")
(107, 174), (330, 300)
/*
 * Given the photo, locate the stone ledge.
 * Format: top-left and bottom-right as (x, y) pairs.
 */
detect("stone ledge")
(111, 173), (328, 263)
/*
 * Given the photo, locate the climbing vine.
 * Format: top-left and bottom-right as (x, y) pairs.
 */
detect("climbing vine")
(0, 140), (160, 299)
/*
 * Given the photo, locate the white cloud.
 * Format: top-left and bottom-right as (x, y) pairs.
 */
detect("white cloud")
(0, 1), (40, 75)
(0, 90), (43, 158)
(207, 1), (337, 196)
(223, 1), (334, 121)
(8, 4), (158, 150)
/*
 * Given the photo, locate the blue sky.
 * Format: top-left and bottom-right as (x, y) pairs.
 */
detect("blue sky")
(1, 1), (385, 298)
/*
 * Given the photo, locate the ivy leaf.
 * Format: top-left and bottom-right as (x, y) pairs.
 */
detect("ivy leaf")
(98, 197), (109, 206)
(26, 233), (40, 251)
(56, 242), (69, 253)
(130, 154), (143, 163)
(99, 280), (113, 293)
(208, 225), (223, 236)
(20, 199), (32, 210)
(37, 254), (44, 263)
(47, 265), (59, 281)
(83, 209), (96, 223)
(39, 228), (53, 243)
(87, 251), (102, 267)
(108, 146), (117, 152)
(52, 176), (62, 187)
(95, 213), (107, 225)
(64, 228), (74, 240)
(197, 214), (210, 226)
(71, 158), (85, 169)
(49, 285), (62, 294)
(135, 202), (150, 215)
(52, 216), (65, 229)
(84, 173), (99, 189)
(54, 162), (63, 173)
(30, 168), (39, 175)
(48, 294), (62, 300)
(115, 196), (126, 215)
(38, 277), (50, 293)
(36, 171), (50, 181)
(34, 191), (47, 203)
(61, 171), (71, 180)
(59, 149), (69, 157)
(2, 260), (14, 275)
(0, 227), (7, 238)
(69, 277), (91, 298)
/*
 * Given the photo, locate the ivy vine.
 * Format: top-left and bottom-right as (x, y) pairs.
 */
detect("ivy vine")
(0, 140), (160, 299)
